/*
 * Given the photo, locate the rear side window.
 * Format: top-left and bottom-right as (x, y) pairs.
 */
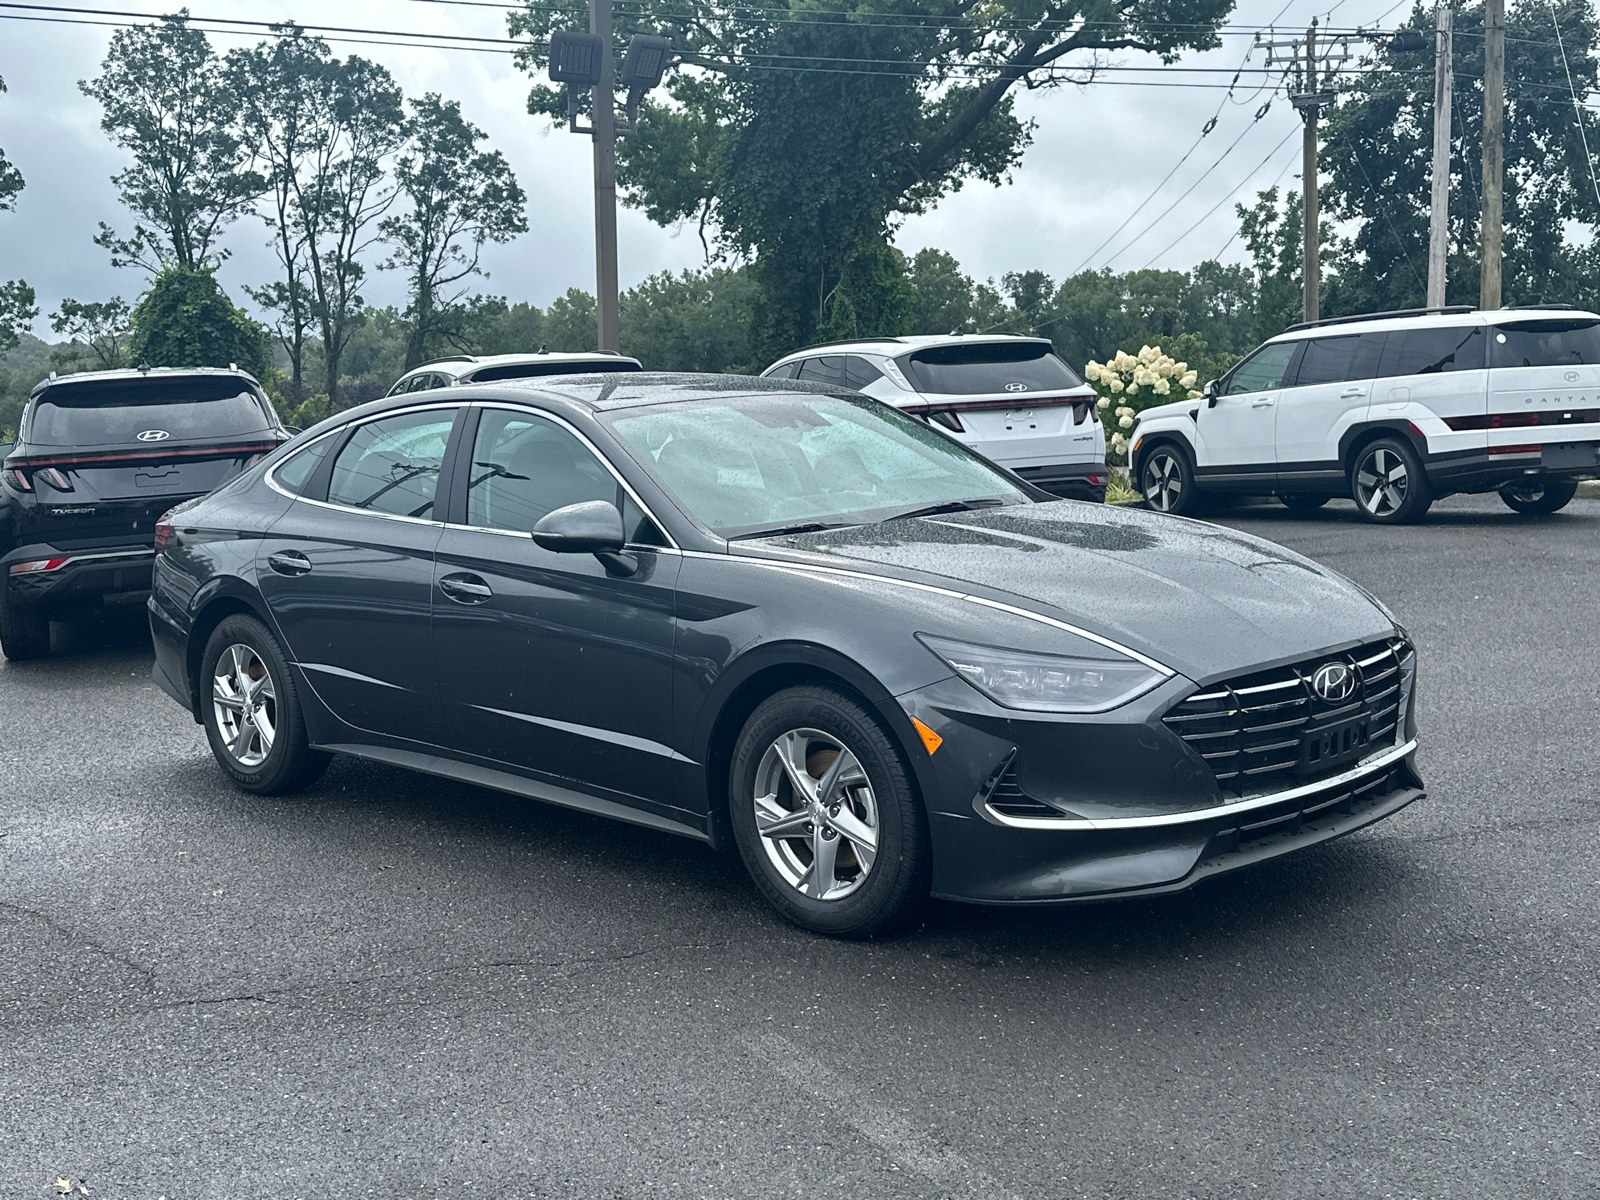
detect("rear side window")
(1382, 326), (1485, 375)
(1292, 333), (1385, 386)
(796, 357), (843, 385)
(468, 360), (641, 382)
(842, 356), (885, 390)
(28, 376), (275, 447)
(902, 343), (1082, 396)
(272, 436), (335, 496)
(1224, 342), (1297, 395)
(1490, 320), (1600, 368)
(327, 409), (456, 518)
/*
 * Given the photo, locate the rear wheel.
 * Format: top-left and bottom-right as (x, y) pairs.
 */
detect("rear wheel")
(1278, 493), (1330, 511)
(0, 599), (51, 661)
(728, 685), (929, 938)
(1139, 445), (1198, 516)
(1498, 477), (1578, 515)
(1351, 438), (1433, 524)
(201, 614), (330, 794)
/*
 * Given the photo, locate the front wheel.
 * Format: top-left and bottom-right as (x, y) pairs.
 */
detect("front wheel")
(728, 686), (930, 938)
(1139, 445), (1198, 516)
(1499, 477), (1578, 515)
(0, 599), (51, 661)
(201, 614), (331, 794)
(1351, 438), (1433, 524)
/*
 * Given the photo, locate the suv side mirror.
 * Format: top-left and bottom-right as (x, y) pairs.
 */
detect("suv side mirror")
(1202, 379), (1220, 407)
(532, 500), (626, 554)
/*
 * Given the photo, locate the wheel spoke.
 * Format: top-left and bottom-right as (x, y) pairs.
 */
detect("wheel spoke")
(804, 825), (841, 899)
(771, 731), (818, 805)
(755, 795), (812, 840)
(212, 682), (244, 711)
(828, 805), (877, 869)
(231, 715), (256, 760)
(816, 747), (865, 808)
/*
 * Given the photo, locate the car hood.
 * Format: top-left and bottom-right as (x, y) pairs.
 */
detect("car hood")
(747, 501), (1396, 683)
(1132, 398), (1197, 422)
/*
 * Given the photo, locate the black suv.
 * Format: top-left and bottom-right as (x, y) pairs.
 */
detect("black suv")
(1, 367), (291, 659)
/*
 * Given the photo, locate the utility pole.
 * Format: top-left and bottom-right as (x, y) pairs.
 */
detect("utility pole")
(590, 0), (620, 353)
(1427, 3), (1454, 308)
(1479, 0), (1505, 309)
(1266, 20), (1343, 324)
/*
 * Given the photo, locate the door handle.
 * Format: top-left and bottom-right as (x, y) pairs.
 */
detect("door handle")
(439, 573), (493, 603)
(1340, 388), (1368, 399)
(267, 550), (312, 577)
(1251, 399), (1275, 408)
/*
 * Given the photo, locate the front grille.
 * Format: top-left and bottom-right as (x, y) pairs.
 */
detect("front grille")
(1162, 637), (1412, 798)
(1198, 766), (1412, 865)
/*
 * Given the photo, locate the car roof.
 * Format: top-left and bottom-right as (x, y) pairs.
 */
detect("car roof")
(28, 365), (261, 398)
(766, 333), (1051, 365)
(1267, 306), (1600, 344)
(435, 371), (838, 414)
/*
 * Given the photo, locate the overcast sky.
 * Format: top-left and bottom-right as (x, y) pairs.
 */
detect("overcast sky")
(0, 0), (1417, 335)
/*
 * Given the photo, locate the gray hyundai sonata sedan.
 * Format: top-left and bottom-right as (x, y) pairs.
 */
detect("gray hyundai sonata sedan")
(149, 375), (1423, 936)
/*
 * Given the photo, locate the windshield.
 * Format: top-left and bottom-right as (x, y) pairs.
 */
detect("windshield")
(901, 342), (1083, 396)
(1490, 320), (1600, 368)
(605, 393), (1028, 538)
(28, 376), (275, 447)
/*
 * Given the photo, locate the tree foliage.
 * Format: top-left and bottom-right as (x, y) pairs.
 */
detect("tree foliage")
(49, 297), (132, 371)
(127, 267), (271, 379)
(381, 93), (529, 371)
(80, 13), (263, 272)
(0, 281), (38, 359)
(0, 73), (23, 213)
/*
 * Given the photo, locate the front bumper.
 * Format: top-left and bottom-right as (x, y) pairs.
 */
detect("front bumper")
(3, 542), (156, 611)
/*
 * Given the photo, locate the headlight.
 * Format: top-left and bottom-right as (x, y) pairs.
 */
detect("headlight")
(918, 634), (1165, 714)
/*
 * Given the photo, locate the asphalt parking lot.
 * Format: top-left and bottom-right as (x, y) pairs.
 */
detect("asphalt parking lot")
(2, 492), (1597, 1200)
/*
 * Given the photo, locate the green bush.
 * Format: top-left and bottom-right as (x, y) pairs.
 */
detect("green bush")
(128, 267), (272, 380)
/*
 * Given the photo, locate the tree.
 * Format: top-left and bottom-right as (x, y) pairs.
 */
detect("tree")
(80, 13), (263, 272)
(1322, 0), (1600, 313)
(511, 0), (1233, 358)
(127, 267), (271, 379)
(0, 281), (38, 359)
(621, 267), (757, 372)
(380, 94), (528, 371)
(0, 73), (23, 213)
(49, 298), (132, 371)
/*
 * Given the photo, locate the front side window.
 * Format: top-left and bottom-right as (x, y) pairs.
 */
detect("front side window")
(28, 376), (276, 447)
(466, 409), (643, 537)
(1385, 326), (1485, 375)
(1224, 342), (1297, 395)
(1293, 334), (1385, 387)
(901, 342), (1082, 396)
(1490, 320), (1600, 368)
(326, 409), (456, 518)
(606, 393), (1026, 538)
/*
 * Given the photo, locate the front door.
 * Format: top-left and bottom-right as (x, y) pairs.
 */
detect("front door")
(1274, 331), (1386, 481)
(258, 405), (461, 746)
(1196, 340), (1298, 488)
(432, 406), (681, 807)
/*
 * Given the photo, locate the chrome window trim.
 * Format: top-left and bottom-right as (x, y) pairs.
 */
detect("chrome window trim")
(267, 402), (462, 519)
(678, 550), (1173, 676)
(980, 738), (1418, 831)
(469, 402), (681, 551)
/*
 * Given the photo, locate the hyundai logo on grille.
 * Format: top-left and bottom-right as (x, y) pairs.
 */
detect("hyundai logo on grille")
(135, 429), (171, 442)
(1311, 661), (1358, 702)
(1004, 382), (1028, 392)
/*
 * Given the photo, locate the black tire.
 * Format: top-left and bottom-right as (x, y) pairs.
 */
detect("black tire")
(1498, 477), (1578, 515)
(728, 685), (930, 938)
(0, 598), (51, 661)
(1278, 493), (1331, 511)
(200, 613), (330, 794)
(1139, 443), (1198, 516)
(1350, 437), (1434, 524)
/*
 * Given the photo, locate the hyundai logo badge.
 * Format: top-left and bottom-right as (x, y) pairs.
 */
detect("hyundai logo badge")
(1004, 382), (1028, 393)
(1311, 661), (1358, 702)
(135, 429), (171, 442)
(1565, 371), (1580, 383)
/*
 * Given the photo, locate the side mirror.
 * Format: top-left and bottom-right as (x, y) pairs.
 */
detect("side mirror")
(532, 500), (626, 554)
(1202, 379), (1220, 408)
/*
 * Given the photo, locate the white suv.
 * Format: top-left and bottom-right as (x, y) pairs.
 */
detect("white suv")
(386, 351), (642, 395)
(1128, 306), (1600, 522)
(761, 335), (1107, 501)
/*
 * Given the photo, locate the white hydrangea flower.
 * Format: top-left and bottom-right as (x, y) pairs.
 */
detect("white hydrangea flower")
(1109, 379), (1124, 393)
(1153, 378), (1171, 395)
(1180, 370), (1198, 388)
(1186, 389), (1202, 400)
(1138, 345), (1158, 365)
(1110, 432), (1129, 454)
(1084, 361), (1103, 382)
(1125, 382), (1138, 395)
(1096, 395), (1110, 410)
(1118, 414), (1134, 429)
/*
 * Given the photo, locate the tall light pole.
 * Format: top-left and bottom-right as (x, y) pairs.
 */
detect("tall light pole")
(1480, 0), (1505, 309)
(1426, 3), (1454, 308)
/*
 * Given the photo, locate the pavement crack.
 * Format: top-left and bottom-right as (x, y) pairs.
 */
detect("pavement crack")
(0, 900), (160, 989)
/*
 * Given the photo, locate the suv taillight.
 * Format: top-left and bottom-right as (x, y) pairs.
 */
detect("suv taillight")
(3, 467), (31, 491)
(153, 522), (175, 553)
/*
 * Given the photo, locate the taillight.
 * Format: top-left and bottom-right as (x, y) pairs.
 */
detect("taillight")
(927, 410), (964, 433)
(3, 468), (31, 491)
(8, 557), (71, 574)
(153, 523), (174, 553)
(38, 467), (74, 492)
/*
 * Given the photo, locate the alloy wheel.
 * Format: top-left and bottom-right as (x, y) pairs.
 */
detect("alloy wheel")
(752, 728), (880, 901)
(211, 643), (278, 768)
(1143, 451), (1184, 512)
(1355, 447), (1408, 517)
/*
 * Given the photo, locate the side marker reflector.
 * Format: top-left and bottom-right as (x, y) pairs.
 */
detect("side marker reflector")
(910, 716), (943, 755)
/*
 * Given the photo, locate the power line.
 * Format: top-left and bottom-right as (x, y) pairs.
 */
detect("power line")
(1139, 126), (1300, 269)
(1546, 0), (1600, 218)
(1211, 146), (1300, 260)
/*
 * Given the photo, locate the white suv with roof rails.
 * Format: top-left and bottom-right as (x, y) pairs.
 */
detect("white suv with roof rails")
(1128, 305), (1600, 522)
(386, 351), (642, 395)
(760, 335), (1107, 501)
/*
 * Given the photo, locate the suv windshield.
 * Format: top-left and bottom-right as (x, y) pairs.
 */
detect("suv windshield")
(605, 393), (1027, 538)
(28, 376), (275, 447)
(1490, 320), (1600, 368)
(901, 342), (1083, 396)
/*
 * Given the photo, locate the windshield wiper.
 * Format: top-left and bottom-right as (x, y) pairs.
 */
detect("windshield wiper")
(878, 497), (1010, 523)
(728, 520), (850, 541)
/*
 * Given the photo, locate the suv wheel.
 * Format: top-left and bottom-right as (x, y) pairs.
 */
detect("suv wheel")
(201, 614), (331, 794)
(728, 685), (930, 938)
(0, 599), (51, 661)
(1351, 438), (1433, 524)
(1140, 445), (1197, 516)
(1498, 477), (1578, 515)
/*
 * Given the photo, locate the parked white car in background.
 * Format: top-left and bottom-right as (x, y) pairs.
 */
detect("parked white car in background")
(387, 351), (642, 395)
(1128, 305), (1600, 522)
(761, 335), (1108, 501)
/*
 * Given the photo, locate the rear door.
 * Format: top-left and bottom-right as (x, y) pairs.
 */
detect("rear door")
(1486, 320), (1600, 466)
(257, 404), (462, 746)
(1376, 325), (1488, 458)
(1195, 340), (1298, 485)
(1275, 331), (1385, 483)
